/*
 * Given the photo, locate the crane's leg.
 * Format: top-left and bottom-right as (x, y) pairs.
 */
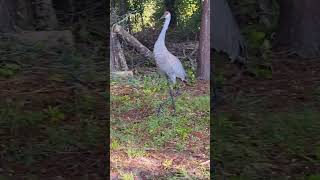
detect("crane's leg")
(155, 76), (176, 116)
(166, 76), (176, 114)
(174, 84), (182, 97)
(156, 102), (164, 116)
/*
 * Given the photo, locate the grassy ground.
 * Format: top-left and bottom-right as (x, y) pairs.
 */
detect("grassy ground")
(213, 55), (320, 179)
(110, 73), (210, 179)
(0, 38), (106, 179)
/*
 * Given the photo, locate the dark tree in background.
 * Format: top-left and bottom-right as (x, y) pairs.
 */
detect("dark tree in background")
(34, 0), (58, 30)
(197, 0), (210, 80)
(111, 0), (115, 9)
(211, 0), (246, 63)
(276, 0), (320, 58)
(165, 0), (177, 27)
(0, 0), (59, 32)
(119, 0), (127, 16)
(0, 0), (16, 32)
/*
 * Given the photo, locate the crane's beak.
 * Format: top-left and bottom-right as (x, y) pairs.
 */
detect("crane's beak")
(159, 15), (165, 20)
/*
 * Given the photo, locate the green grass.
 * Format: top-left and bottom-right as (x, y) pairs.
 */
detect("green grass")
(0, 39), (105, 172)
(213, 110), (320, 179)
(0, 101), (104, 166)
(111, 76), (209, 150)
(111, 75), (210, 179)
(0, 63), (21, 78)
(126, 148), (146, 158)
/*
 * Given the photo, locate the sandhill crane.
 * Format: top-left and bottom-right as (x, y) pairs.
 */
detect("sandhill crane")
(154, 11), (187, 115)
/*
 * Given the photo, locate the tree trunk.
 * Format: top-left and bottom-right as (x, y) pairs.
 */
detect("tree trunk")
(197, 0), (210, 80)
(275, 0), (320, 58)
(211, 0), (246, 63)
(110, 0), (115, 9)
(119, 0), (127, 16)
(258, 0), (273, 28)
(0, 0), (58, 32)
(110, 31), (128, 72)
(0, 0), (17, 33)
(16, 0), (34, 30)
(33, 0), (58, 30)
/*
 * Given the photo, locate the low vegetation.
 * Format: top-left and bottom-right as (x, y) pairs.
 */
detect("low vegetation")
(110, 74), (210, 179)
(213, 56), (320, 179)
(0, 38), (106, 179)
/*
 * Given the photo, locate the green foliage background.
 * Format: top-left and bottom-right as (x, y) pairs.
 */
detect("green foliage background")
(124, 0), (201, 35)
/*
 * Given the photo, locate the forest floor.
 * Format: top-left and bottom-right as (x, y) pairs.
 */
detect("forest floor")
(213, 54), (320, 179)
(110, 71), (210, 179)
(0, 39), (107, 179)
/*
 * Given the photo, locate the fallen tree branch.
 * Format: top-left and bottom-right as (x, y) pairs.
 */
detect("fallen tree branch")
(112, 24), (154, 60)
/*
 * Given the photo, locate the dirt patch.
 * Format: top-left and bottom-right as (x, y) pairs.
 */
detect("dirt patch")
(118, 107), (153, 122)
(111, 150), (209, 179)
(182, 80), (210, 96)
(111, 84), (140, 96)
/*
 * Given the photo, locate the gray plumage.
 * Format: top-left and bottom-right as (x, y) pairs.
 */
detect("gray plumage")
(154, 11), (187, 84)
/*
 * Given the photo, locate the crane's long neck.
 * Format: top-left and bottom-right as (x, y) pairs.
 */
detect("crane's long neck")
(156, 17), (171, 46)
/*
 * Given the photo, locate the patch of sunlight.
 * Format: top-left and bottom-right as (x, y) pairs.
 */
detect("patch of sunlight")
(126, 148), (146, 158)
(111, 139), (120, 150)
(176, 0), (200, 27)
(162, 159), (173, 169)
(142, 1), (157, 27)
(120, 172), (135, 180)
(130, 0), (157, 32)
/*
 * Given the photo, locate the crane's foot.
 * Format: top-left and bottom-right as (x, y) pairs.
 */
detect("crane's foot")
(156, 102), (177, 116)
(156, 101), (166, 117)
(174, 88), (182, 97)
(172, 107), (176, 116)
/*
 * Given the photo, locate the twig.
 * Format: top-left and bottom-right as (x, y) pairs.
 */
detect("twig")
(200, 160), (210, 165)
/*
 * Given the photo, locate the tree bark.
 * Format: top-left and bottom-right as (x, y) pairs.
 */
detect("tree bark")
(0, 0), (17, 33)
(258, 0), (273, 28)
(211, 0), (246, 63)
(16, 0), (34, 30)
(119, 0), (127, 16)
(197, 0), (210, 80)
(110, 31), (128, 72)
(110, 0), (115, 9)
(275, 0), (320, 58)
(33, 0), (58, 30)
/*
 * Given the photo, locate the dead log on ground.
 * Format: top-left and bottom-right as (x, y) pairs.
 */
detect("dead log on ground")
(112, 24), (154, 60)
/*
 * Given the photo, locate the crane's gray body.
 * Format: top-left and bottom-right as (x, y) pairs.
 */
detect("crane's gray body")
(154, 14), (186, 84)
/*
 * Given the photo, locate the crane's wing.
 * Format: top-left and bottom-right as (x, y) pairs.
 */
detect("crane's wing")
(168, 53), (187, 81)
